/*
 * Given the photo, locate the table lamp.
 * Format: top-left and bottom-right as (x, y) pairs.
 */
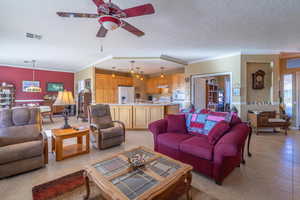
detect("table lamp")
(53, 90), (75, 129)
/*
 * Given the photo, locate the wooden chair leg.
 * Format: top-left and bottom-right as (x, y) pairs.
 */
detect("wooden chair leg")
(49, 114), (54, 123)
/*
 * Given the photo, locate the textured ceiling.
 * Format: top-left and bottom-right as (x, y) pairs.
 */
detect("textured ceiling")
(0, 0), (300, 72)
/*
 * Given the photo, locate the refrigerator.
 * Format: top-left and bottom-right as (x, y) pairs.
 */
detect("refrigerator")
(118, 86), (135, 104)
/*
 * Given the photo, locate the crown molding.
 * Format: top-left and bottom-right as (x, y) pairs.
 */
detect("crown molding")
(0, 63), (75, 73)
(188, 52), (242, 64)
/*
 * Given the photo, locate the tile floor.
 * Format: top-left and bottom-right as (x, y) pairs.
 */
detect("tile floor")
(0, 117), (299, 200)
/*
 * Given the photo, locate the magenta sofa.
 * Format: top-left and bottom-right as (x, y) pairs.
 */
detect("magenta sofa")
(148, 113), (250, 185)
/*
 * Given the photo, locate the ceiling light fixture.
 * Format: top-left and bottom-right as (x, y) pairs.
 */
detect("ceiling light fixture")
(135, 67), (140, 78)
(130, 61), (135, 74)
(160, 67), (165, 78)
(111, 67), (116, 78)
(24, 60), (42, 92)
(140, 71), (144, 81)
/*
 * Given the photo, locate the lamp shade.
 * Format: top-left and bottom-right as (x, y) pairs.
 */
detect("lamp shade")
(53, 90), (75, 106)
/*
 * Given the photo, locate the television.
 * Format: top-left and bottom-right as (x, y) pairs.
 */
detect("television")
(47, 82), (64, 92)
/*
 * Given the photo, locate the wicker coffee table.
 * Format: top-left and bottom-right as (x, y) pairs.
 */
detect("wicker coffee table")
(83, 146), (193, 200)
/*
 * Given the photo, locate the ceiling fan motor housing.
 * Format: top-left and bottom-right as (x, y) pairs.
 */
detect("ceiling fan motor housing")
(99, 16), (121, 31)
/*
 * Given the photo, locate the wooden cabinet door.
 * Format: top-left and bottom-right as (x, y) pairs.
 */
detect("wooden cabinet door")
(146, 79), (153, 94)
(110, 106), (117, 121)
(148, 106), (164, 124)
(116, 106), (132, 129)
(133, 106), (149, 129)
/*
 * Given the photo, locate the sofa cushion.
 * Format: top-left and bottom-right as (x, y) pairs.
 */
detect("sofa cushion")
(0, 140), (43, 164)
(0, 109), (13, 128)
(167, 114), (187, 134)
(157, 133), (192, 150)
(101, 126), (123, 140)
(207, 121), (230, 145)
(12, 108), (31, 126)
(0, 124), (41, 147)
(179, 135), (214, 160)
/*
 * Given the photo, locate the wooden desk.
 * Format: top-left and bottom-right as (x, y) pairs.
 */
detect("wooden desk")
(51, 128), (90, 161)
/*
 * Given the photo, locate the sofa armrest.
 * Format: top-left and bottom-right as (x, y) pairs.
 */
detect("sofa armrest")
(214, 123), (250, 164)
(148, 119), (168, 136)
(148, 119), (168, 150)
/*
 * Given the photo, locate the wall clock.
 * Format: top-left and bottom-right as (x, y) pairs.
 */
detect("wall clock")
(252, 70), (265, 89)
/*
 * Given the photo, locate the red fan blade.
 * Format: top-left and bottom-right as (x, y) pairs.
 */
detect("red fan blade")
(121, 20), (144, 37)
(92, 0), (105, 7)
(57, 12), (99, 18)
(96, 25), (108, 37)
(122, 4), (155, 18)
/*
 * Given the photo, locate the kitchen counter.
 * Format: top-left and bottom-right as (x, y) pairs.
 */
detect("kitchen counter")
(108, 104), (180, 129)
(108, 103), (180, 106)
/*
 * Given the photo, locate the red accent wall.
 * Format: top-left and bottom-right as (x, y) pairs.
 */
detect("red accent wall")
(0, 66), (74, 103)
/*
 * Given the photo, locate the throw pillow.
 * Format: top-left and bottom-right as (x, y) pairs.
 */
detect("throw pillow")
(203, 120), (217, 134)
(167, 114), (188, 134)
(186, 113), (207, 134)
(207, 121), (230, 145)
(207, 111), (232, 122)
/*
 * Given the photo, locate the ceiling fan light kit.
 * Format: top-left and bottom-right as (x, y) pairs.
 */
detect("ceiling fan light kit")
(57, 0), (155, 38)
(99, 16), (121, 31)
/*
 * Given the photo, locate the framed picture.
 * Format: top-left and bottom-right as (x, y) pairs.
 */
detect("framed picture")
(47, 82), (64, 92)
(22, 81), (40, 92)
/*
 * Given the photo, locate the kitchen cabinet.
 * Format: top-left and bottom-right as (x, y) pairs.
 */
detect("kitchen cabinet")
(110, 105), (133, 129)
(109, 104), (179, 129)
(95, 74), (133, 103)
(146, 73), (185, 94)
(132, 106), (149, 129)
(148, 106), (164, 124)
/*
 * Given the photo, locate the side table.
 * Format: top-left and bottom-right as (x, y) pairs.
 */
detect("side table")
(51, 128), (90, 161)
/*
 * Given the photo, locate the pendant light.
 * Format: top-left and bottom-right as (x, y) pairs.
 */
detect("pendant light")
(130, 61), (135, 74)
(24, 60), (42, 92)
(111, 67), (116, 78)
(160, 67), (165, 78)
(140, 71), (144, 81)
(135, 67), (140, 78)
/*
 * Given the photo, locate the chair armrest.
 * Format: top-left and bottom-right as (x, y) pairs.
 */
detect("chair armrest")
(40, 131), (49, 164)
(90, 123), (100, 131)
(112, 120), (125, 131)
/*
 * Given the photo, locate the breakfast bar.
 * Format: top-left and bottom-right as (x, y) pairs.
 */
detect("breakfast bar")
(109, 103), (180, 129)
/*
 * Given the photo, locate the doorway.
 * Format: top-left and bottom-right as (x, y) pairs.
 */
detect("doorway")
(191, 72), (232, 111)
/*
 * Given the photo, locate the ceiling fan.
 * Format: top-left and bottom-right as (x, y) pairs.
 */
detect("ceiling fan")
(57, 0), (155, 37)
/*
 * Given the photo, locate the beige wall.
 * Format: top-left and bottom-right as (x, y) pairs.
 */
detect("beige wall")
(74, 66), (96, 103)
(246, 62), (272, 103)
(241, 54), (280, 120)
(185, 54), (280, 120)
(185, 54), (242, 114)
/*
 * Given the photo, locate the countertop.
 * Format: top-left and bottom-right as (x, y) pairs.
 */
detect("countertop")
(107, 103), (180, 106)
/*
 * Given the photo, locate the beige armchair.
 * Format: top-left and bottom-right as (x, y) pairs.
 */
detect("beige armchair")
(88, 104), (125, 149)
(0, 107), (48, 178)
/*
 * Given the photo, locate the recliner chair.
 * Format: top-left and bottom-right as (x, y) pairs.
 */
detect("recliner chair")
(88, 104), (125, 149)
(0, 107), (48, 178)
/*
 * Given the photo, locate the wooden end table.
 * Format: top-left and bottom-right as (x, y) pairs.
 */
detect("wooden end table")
(84, 146), (193, 200)
(51, 128), (90, 161)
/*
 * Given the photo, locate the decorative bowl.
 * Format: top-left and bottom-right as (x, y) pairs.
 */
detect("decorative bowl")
(128, 153), (146, 168)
